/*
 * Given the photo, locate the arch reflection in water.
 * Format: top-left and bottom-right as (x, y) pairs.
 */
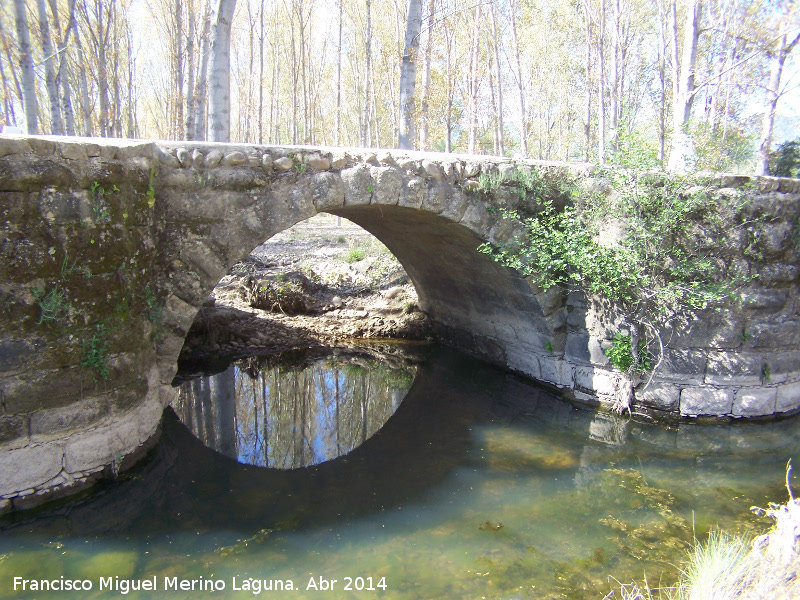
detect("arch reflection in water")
(175, 350), (416, 469)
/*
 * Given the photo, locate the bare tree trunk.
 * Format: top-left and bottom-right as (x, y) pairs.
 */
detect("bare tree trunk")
(656, 0), (667, 165)
(127, 25), (135, 136)
(445, 25), (453, 153)
(491, 2), (504, 156)
(173, 0), (184, 139)
(1, 29), (24, 113)
(597, 0), (606, 163)
(608, 0), (620, 155)
(467, 2), (481, 153)
(37, 0), (65, 134)
(0, 54), (17, 126)
(418, 0), (434, 150)
(756, 28), (800, 175)
(667, 0), (702, 172)
(50, 0), (77, 135)
(335, 0), (343, 145)
(72, 6), (91, 135)
(194, 0), (211, 140)
(398, 0), (421, 149)
(208, 0), (236, 142)
(361, 0), (372, 147)
(111, 10), (122, 136)
(581, 0), (592, 161)
(509, 0), (526, 156)
(186, 0), (196, 140)
(258, 0), (264, 143)
(14, 0), (39, 134)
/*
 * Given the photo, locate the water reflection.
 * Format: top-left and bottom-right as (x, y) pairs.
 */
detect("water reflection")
(174, 349), (416, 468)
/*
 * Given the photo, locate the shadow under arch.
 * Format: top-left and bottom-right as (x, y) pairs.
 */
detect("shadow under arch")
(325, 204), (552, 367)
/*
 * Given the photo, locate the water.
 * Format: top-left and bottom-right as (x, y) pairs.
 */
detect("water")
(2, 343), (799, 600)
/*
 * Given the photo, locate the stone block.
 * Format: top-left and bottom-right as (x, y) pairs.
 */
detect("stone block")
(422, 183), (450, 214)
(204, 149), (223, 168)
(192, 149), (204, 169)
(399, 176), (425, 208)
(27, 137), (55, 156)
(705, 351), (767, 385)
(0, 444), (63, 496)
(732, 387), (777, 416)
(755, 222), (791, 257)
(306, 154), (330, 170)
(777, 381), (800, 413)
(0, 338), (42, 372)
(680, 387), (734, 416)
(757, 263), (799, 285)
(156, 146), (180, 167)
(421, 160), (445, 181)
(540, 355), (570, 387)
(575, 366), (617, 396)
(634, 382), (680, 411)
(311, 172), (345, 211)
(0, 137), (32, 157)
(341, 164), (372, 206)
(565, 334), (609, 366)
(740, 289), (788, 311)
(65, 428), (113, 473)
(330, 153), (349, 170)
(221, 151), (247, 166)
(744, 321), (800, 351)
(438, 193), (470, 223)
(58, 142), (88, 161)
(108, 417), (141, 457)
(505, 345), (541, 380)
(663, 311), (744, 349)
(459, 202), (491, 234)
(176, 147), (191, 167)
(30, 396), (109, 437)
(0, 415), (28, 447)
(658, 349), (707, 383)
(369, 166), (401, 205)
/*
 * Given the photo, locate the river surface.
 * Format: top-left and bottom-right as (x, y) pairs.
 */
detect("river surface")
(1, 343), (799, 600)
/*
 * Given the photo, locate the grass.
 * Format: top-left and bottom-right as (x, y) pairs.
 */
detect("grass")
(344, 248), (367, 263)
(605, 465), (800, 600)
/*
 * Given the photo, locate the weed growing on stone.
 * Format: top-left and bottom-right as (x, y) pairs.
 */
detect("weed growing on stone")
(33, 285), (71, 325)
(477, 171), (504, 193)
(81, 323), (110, 382)
(146, 166), (156, 208)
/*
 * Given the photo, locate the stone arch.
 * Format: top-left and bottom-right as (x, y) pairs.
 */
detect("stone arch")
(153, 161), (563, 397)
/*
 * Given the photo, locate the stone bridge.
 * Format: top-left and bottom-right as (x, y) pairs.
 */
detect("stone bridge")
(1, 135), (799, 511)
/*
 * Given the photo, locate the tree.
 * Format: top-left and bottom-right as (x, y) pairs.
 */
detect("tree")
(13, 0), (38, 133)
(755, 3), (800, 176)
(397, 0), (421, 149)
(667, 0), (702, 172)
(208, 0), (236, 142)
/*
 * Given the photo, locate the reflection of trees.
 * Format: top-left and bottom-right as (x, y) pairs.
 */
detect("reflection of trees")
(175, 355), (415, 469)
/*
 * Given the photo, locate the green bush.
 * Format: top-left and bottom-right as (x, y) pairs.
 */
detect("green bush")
(770, 140), (800, 177)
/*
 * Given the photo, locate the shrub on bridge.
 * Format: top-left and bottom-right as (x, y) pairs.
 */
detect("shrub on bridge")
(479, 167), (754, 409)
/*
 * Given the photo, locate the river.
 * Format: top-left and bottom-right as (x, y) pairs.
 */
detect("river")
(1, 343), (798, 599)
